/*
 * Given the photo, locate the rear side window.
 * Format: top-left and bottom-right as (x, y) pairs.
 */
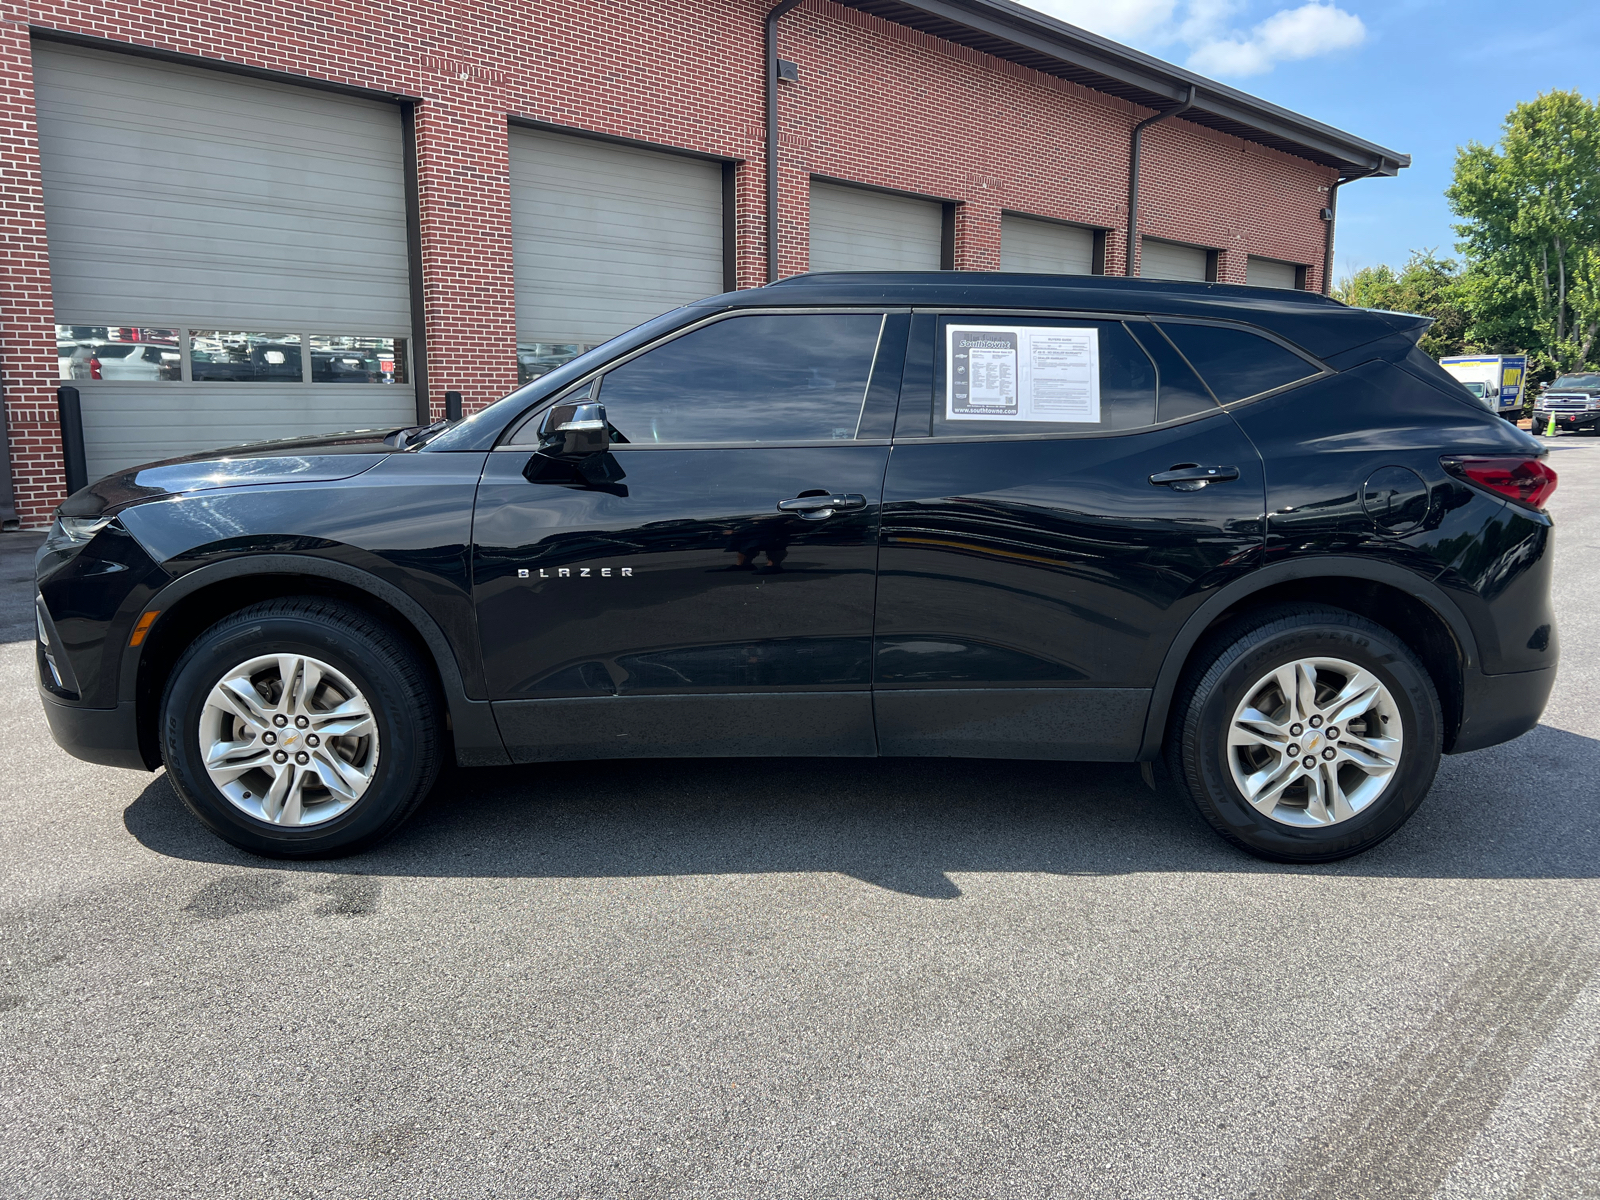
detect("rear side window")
(1158, 322), (1319, 403)
(1126, 324), (1218, 422)
(928, 317), (1155, 436)
(595, 312), (885, 445)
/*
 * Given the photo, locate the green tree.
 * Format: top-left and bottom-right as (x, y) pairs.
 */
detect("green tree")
(1333, 250), (1472, 358)
(1448, 90), (1600, 370)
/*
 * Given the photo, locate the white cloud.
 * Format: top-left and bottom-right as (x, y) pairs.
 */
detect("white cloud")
(1025, 0), (1176, 42)
(1022, 0), (1367, 78)
(1187, 3), (1366, 77)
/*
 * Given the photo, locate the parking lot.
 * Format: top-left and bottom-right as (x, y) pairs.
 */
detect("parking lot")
(2, 438), (1597, 1200)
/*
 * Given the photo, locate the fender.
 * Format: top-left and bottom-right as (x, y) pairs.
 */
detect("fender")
(122, 554), (509, 767)
(1135, 555), (1480, 761)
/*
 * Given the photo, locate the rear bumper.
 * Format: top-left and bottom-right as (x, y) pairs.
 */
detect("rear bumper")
(1450, 664), (1557, 755)
(39, 689), (151, 771)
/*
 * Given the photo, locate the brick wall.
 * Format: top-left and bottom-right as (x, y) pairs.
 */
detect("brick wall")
(0, 0), (1336, 526)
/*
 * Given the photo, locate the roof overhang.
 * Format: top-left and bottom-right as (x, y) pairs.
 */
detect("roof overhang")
(832, 0), (1408, 173)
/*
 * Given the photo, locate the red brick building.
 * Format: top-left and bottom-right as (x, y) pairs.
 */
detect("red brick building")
(0, 0), (1406, 528)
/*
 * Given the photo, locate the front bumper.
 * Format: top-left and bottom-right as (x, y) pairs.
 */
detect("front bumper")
(1533, 408), (1600, 429)
(1451, 664), (1557, 755)
(39, 688), (151, 771)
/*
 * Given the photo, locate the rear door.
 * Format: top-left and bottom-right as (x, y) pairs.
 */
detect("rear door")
(473, 309), (907, 762)
(873, 312), (1270, 759)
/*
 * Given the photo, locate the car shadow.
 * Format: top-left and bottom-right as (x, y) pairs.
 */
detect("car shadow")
(123, 722), (1600, 896)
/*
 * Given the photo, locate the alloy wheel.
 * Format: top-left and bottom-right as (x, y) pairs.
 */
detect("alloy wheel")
(197, 653), (380, 827)
(1226, 656), (1402, 827)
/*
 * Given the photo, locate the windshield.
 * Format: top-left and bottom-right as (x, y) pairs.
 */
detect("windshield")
(1461, 381), (1486, 397)
(1550, 374), (1600, 389)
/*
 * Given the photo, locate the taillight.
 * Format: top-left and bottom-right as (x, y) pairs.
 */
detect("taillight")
(1440, 455), (1558, 510)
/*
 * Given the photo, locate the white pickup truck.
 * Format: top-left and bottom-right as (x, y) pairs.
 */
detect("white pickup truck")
(1439, 355), (1528, 418)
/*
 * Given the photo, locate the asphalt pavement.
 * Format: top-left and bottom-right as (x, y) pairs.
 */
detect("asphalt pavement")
(3, 437), (1599, 1199)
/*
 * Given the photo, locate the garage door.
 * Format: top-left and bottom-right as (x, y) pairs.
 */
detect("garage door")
(35, 41), (416, 482)
(809, 181), (942, 273)
(509, 127), (725, 384)
(1247, 256), (1301, 289)
(1140, 238), (1210, 282)
(1000, 214), (1095, 275)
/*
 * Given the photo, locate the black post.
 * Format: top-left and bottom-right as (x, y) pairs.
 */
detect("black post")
(57, 386), (88, 496)
(444, 390), (463, 421)
(0, 373), (18, 529)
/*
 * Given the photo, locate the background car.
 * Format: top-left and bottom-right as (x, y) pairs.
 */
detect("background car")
(35, 274), (1558, 866)
(64, 341), (181, 381)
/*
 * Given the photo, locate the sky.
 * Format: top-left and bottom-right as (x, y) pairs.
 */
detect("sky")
(1019, 0), (1600, 282)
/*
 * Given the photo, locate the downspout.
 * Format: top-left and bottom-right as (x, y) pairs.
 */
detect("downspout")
(1125, 85), (1195, 277)
(1321, 165), (1380, 295)
(765, 0), (804, 283)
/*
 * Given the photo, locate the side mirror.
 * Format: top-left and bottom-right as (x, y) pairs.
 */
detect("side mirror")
(539, 402), (611, 458)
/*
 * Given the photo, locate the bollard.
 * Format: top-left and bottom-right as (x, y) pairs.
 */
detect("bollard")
(56, 386), (88, 495)
(445, 390), (463, 421)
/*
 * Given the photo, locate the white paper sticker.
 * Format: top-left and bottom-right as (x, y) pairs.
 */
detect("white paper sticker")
(946, 325), (1100, 422)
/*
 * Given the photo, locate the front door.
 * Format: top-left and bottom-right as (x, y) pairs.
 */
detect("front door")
(873, 312), (1270, 759)
(473, 309), (906, 762)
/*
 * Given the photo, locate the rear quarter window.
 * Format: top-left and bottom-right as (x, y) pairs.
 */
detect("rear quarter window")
(1158, 322), (1320, 403)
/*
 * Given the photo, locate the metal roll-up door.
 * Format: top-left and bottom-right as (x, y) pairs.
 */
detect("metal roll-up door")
(809, 182), (942, 273)
(1140, 238), (1210, 282)
(509, 127), (724, 383)
(1000, 214), (1094, 275)
(1246, 256), (1301, 289)
(34, 41), (415, 481)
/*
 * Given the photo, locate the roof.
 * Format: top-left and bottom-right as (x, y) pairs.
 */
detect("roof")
(832, 0), (1409, 173)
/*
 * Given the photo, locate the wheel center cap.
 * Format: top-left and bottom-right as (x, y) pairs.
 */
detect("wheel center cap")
(282, 731), (298, 746)
(1305, 731), (1322, 752)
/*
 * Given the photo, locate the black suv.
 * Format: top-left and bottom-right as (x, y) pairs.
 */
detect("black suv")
(36, 274), (1559, 863)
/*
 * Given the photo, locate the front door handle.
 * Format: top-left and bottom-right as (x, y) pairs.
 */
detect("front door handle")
(1149, 465), (1240, 492)
(777, 493), (867, 520)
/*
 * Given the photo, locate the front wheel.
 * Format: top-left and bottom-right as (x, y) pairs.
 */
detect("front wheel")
(160, 597), (442, 857)
(1166, 605), (1442, 862)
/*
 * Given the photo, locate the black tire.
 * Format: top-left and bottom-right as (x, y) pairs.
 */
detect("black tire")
(160, 597), (441, 857)
(1165, 604), (1442, 863)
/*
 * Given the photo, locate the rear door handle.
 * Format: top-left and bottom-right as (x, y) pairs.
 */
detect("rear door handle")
(777, 493), (867, 520)
(1149, 465), (1240, 491)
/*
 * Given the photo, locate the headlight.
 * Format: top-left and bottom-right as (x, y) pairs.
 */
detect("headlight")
(42, 513), (112, 557)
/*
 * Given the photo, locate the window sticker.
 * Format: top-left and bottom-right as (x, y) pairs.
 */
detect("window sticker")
(945, 325), (1101, 422)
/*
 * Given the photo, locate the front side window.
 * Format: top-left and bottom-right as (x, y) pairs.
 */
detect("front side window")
(595, 313), (885, 445)
(1158, 322), (1320, 403)
(929, 317), (1155, 436)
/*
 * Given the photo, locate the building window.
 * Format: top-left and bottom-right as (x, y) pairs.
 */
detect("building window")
(518, 342), (600, 386)
(311, 336), (409, 384)
(56, 326), (180, 381)
(54, 327), (411, 384)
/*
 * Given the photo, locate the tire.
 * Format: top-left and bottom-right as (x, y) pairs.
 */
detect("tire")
(1165, 604), (1441, 863)
(160, 597), (442, 857)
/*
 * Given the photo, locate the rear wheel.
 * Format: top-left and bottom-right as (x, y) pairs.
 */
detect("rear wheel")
(160, 598), (441, 857)
(1166, 605), (1442, 862)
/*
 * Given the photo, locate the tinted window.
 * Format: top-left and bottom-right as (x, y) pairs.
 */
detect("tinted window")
(927, 317), (1155, 436)
(1126, 324), (1218, 422)
(1158, 323), (1318, 403)
(596, 313), (884, 444)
